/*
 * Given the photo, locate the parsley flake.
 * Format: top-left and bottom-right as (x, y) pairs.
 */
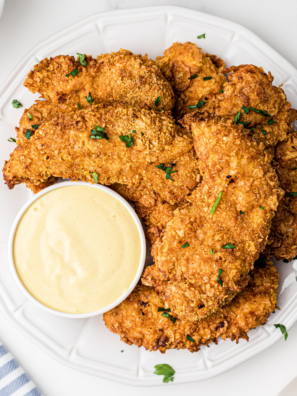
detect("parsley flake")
(141, 132), (144, 136)
(66, 69), (79, 78)
(249, 127), (255, 132)
(154, 364), (175, 383)
(274, 324), (288, 340)
(287, 192), (297, 198)
(162, 312), (170, 318)
(242, 106), (250, 114)
(91, 172), (98, 183)
(210, 248), (214, 254)
(90, 125), (109, 141)
(210, 191), (222, 214)
(155, 163), (178, 181)
(77, 53), (87, 66)
(197, 34), (205, 39)
(158, 307), (171, 312)
(121, 350), (124, 353)
(25, 130), (31, 139)
(267, 118), (276, 125)
(182, 242), (189, 248)
(240, 210), (244, 215)
(203, 77), (212, 81)
(155, 96), (161, 107)
(189, 100), (206, 110)
(292, 168), (297, 171)
(77, 103), (82, 109)
(187, 335), (195, 342)
(238, 121), (251, 128)
(216, 269), (223, 286)
(220, 89), (224, 94)
(8, 137), (16, 142)
(85, 92), (93, 105)
(27, 112), (33, 120)
(119, 134), (133, 148)
(260, 127), (267, 135)
(260, 206), (264, 210)
(223, 243), (235, 249)
(12, 100), (22, 108)
(31, 124), (39, 130)
(171, 317), (177, 324)
(249, 107), (270, 117)
(234, 111), (241, 124)
(189, 74), (199, 80)
(132, 130), (136, 133)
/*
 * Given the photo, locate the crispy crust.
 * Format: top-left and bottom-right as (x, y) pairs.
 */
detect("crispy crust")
(103, 261), (279, 353)
(142, 117), (282, 322)
(24, 51), (175, 111)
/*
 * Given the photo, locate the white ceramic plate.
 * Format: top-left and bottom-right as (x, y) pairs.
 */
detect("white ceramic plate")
(0, 5), (297, 386)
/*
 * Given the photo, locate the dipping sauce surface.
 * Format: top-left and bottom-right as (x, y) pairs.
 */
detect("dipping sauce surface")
(13, 185), (141, 313)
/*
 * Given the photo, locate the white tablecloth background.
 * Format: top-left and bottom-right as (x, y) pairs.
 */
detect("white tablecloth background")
(0, 1), (297, 395)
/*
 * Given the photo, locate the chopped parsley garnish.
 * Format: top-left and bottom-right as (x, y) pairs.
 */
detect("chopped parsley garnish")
(12, 100), (22, 108)
(154, 364), (175, 383)
(155, 163), (178, 181)
(260, 127), (267, 135)
(119, 134), (134, 147)
(158, 307), (171, 312)
(210, 191), (222, 214)
(77, 103), (82, 109)
(77, 53), (87, 66)
(189, 74), (199, 80)
(216, 269), (223, 286)
(31, 124), (39, 130)
(25, 130), (31, 139)
(121, 350), (124, 353)
(155, 96), (161, 107)
(210, 248), (214, 254)
(203, 77), (212, 81)
(85, 92), (93, 105)
(182, 242), (189, 248)
(293, 168), (297, 170)
(274, 324), (288, 340)
(287, 192), (297, 198)
(91, 172), (98, 183)
(90, 125), (109, 141)
(242, 106), (250, 114)
(189, 100), (206, 110)
(249, 107), (270, 117)
(238, 121), (251, 128)
(197, 34), (205, 39)
(141, 132), (144, 136)
(220, 89), (224, 94)
(234, 111), (241, 124)
(171, 317), (177, 324)
(249, 127), (255, 132)
(27, 112), (33, 120)
(187, 335), (195, 342)
(132, 130), (136, 133)
(66, 68), (79, 78)
(162, 312), (170, 318)
(260, 206), (264, 210)
(222, 243), (235, 249)
(8, 137), (16, 142)
(240, 210), (244, 215)
(267, 118), (276, 125)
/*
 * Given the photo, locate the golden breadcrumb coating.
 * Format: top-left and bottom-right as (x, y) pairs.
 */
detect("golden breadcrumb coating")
(24, 51), (175, 111)
(3, 104), (193, 194)
(142, 116), (282, 322)
(155, 42), (226, 119)
(265, 131), (297, 260)
(103, 261), (279, 353)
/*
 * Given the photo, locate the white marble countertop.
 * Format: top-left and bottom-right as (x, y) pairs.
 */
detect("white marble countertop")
(0, 1), (297, 395)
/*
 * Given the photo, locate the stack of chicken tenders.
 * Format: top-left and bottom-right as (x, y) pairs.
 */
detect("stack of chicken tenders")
(3, 41), (297, 353)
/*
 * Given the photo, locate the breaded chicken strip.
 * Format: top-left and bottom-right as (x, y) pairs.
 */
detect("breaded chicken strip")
(3, 104), (194, 197)
(155, 42), (226, 119)
(142, 116), (282, 322)
(24, 50), (175, 111)
(265, 131), (297, 261)
(103, 261), (278, 353)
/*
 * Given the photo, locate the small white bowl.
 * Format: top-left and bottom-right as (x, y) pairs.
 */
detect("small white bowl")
(8, 181), (146, 319)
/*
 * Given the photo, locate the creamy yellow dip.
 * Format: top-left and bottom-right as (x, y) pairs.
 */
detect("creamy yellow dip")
(13, 185), (141, 314)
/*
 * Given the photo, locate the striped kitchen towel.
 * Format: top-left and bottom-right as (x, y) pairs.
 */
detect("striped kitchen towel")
(0, 342), (41, 396)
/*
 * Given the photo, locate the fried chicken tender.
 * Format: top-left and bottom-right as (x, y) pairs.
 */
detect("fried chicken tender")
(141, 116), (282, 322)
(265, 131), (297, 260)
(24, 50), (175, 111)
(3, 103), (194, 195)
(103, 260), (278, 353)
(155, 42), (226, 119)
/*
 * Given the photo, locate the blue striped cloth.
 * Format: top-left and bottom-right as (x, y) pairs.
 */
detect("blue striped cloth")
(0, 342), (41, 396)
